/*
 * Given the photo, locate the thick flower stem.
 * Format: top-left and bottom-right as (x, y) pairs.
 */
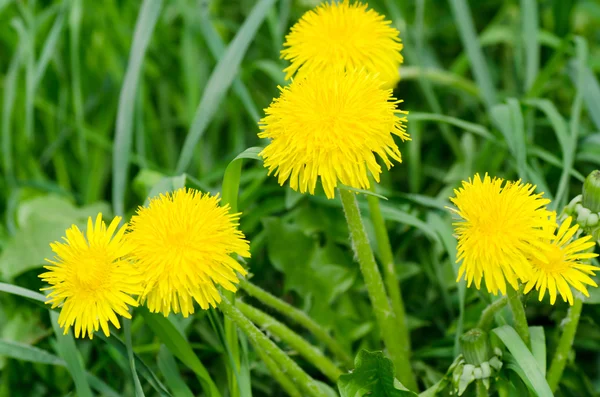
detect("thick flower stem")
(219, 296), (323, 397)
(547, 297), (583, 392)
(237, 300), (343, 382)
(477, 296), (508, 330)
(240, 279), (353, 367)
(339, 189), (418, 391)
(507, 286), (530, 348)
(367, 184), (411, 353)
(255, 348), (303, 397)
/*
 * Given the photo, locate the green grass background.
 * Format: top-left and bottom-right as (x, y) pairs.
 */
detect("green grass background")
(1, 0), (600, 395)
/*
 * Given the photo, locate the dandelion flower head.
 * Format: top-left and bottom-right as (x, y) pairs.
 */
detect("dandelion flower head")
(258, 67), (409, 199)
(449, 174), (555, 295)
(127, 188), (250, 317)
(39, 214), (141, 339)
(281, 0), (403, 87)
(524, 215), (599, 305)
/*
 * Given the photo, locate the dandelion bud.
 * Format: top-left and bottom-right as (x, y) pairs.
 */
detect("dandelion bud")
(460, 328), (492, 366)
(583, 170), (600, 213)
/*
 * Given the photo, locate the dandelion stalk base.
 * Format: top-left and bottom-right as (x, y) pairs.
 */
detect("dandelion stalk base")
(507, 286), (530, 348)
(339, 188), (418, 391)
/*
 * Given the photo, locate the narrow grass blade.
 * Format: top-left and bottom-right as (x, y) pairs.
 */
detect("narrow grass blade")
(491, 99), (527, 178)
(520, 0), (539, 91)
(69, 0), (87, 167)
(409, 112), (496, 141)
(112, 0), (163, 216)
(447, 0), (498, 110)
(34, 6), (65, 86)
(529, 326), (546, 376)
(124, 319), (145, 396)
(50, 312), (93, 397)
(0, 339), (66, 366)
(2, 36), (23, 183)
(157, 346), (195, 397)
(492, 325), (553, 397)
(140, 308), (221, 397)
(198, 7), (260, 122)
(176, 0), (275, 173)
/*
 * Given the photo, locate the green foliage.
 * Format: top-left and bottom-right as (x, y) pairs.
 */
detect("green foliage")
(1, 0), (600, 395)
(338, 350), (417, 396)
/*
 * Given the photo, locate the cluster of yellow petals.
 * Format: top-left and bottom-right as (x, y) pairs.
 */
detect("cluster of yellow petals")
(281, 0), (403, 88)
(450, 173), (599, 304)
(260, 0), (406, 199)
(40, 188), (250, 338)
(127, 189), (250, 317)
(259, 68), (408, 199)
(40, 214), (142, 339)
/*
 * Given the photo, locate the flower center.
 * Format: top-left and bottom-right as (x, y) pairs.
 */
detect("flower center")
(75, 251), (110, 290)
(535, 245), (568, 273)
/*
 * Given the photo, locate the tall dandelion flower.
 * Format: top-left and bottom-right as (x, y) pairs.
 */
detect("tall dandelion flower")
(281, 0), (403, 87)
(258, 67), (409, 199)
(127, 188), (250, 317)
(39, 214), (141, 339)
(524, 215), (599, 305)
(449, 174), (555, 295)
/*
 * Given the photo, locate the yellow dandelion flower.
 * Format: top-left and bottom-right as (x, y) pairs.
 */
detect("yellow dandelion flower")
(39, 214), (141, 339)
(524, 215), (599, 305)
(258, 67), (409, 199)
(127, 188), (250, 317)
(281, 0), (403, 87)
(449, 174), (554, 295)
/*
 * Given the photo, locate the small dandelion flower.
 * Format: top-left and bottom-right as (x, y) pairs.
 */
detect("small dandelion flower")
(524, 215), (599, 305)
(281, 0), (403, 87)
(258, 67), (409, 199)
(449, 174), (555, 295)
(39, 214), (141, 339)
(127, 188), (250, 317)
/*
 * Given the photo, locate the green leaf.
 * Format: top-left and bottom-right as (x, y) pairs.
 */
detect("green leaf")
(263, 218), (355, 324)
(340, 185), (388, 200)
(50, 311), (93, 397)
(492, 325), (553, 397)
(338, 350), (417, 397)
(0, 339), (65, 366)
(157, 346), (195, 397)
(222, 147), (263, 213)
(176, 0), (275, 173)
(140, 308), (221, 397)
(520, 0), (539, 91)
(529, 326), (546, 376)
(112, 0), (163, 216)
(0, 195), (110, 280)
(490, 99), (527, 179)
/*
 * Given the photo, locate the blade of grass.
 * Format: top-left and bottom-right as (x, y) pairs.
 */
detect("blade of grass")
(50, 312), (93, 397)
(0, 339), (66, 366)
(198, 6), (260, 122)
(447, 0), (498, 110)
(157, 346), (195, 397)
(2, 45), (22, 184)
(520, 0), (539, 91)
(176, 0), (275, 173)
(34, 5), (65, 86)
(492, 325), (552, 397)
(112, 0), (163, 216)
(140, 308), (222, 397)
(124, 318), (145, 396)
(529, 326), (546, 376)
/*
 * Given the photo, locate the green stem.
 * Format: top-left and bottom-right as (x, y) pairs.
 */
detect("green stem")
(367, 184), (411, 355)
(339, 189), (418, 391)
(240, 279), (353, 367)
(547, 297), (583, 392)
(237, 300), (342, 382)
(477, 296), (508, 330)
(255, 348), (302, 397)
(219, 296), (323, 397)
(507, 286), (530, 348)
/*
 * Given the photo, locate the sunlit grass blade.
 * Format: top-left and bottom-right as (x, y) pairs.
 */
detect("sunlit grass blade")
(1, 47), (22, 183)
(529, 326), (546, 376)
(447, 0), (498, 110)
(112, 0), (163, 216)
(176, 0), (275, 173)
(34, 6), (65, 86)
(492, 325), (553, 397)
(124, 319), (145, 396)
(0, 339), (66, 366)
